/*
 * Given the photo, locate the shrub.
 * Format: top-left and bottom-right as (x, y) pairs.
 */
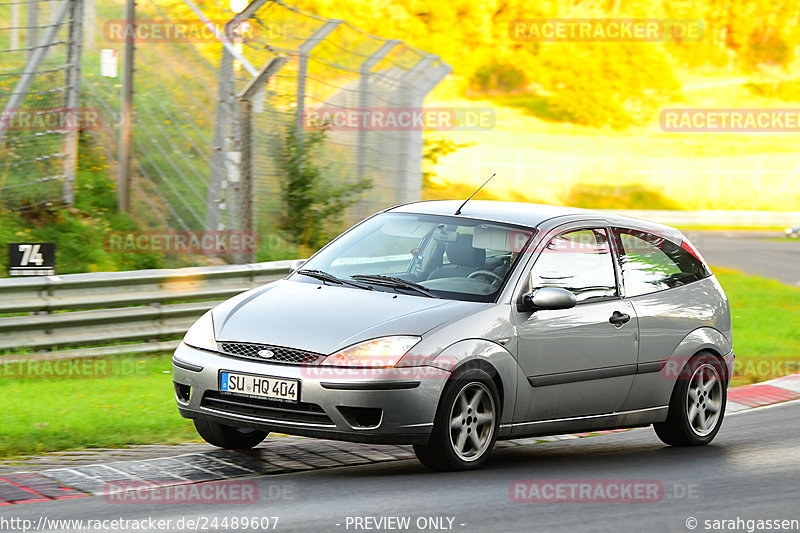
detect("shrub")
(470, 60), (527, 93)
(534, 42), (680, 128)
(271, 117), (371, 251)
(747, 27), (791, 66)
(563, 184), (681, 210)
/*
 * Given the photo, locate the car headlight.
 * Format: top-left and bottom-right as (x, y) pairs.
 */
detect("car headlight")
(321, 336), (421, 368)
(183, 311), (218, 352)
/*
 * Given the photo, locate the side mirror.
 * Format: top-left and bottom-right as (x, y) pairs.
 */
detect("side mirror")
(520, 287), (577, 312)
(289, 259), (307, 273)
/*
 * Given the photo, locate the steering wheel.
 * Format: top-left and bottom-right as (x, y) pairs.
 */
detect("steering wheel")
(468, 270), (503, 283)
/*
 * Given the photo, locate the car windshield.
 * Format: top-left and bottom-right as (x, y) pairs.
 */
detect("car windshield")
(294, 213), (535, 302)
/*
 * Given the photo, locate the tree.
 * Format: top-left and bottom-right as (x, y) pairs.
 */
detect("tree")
(271, 118), (371, 251)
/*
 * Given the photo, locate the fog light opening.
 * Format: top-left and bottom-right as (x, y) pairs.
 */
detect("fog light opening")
(337, 406), (383, 429)
(174, 382), (191, 403)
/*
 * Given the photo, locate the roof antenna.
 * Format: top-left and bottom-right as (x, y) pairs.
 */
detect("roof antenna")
(454, 172), (496, 215)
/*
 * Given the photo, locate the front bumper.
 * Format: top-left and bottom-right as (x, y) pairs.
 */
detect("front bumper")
(172, 342), (449, 445)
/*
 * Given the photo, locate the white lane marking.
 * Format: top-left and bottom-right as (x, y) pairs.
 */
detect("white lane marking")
(760, 378), (800, 394)
(725, 401), (749, 413)
(727, 397), (800, 416)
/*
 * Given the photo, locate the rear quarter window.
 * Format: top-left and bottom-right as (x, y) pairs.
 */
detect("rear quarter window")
(614, 228), (711, 297)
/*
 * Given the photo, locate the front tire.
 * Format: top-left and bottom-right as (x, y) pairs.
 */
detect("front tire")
(414, 369), (500, 471)
(194, 418), (268, 450)
(654, 353), (726, 446)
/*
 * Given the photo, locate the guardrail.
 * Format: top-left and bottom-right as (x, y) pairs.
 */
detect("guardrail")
(0, 260), (293, 361)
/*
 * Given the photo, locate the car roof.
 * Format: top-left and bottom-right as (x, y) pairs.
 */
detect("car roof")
(386, 200), (683, 239)
(387, 200), (582, 226)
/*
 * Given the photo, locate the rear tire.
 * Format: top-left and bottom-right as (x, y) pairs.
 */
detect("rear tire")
(194, 418), (268, 450)
(414, 369), (500, 471)
(654, 353), (726, 446)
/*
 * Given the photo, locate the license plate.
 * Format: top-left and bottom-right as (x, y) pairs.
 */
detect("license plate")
(219, 371), (299, 403)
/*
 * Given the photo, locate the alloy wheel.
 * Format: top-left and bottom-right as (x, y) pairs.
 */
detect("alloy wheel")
(686, 363), (723, 437)
(448, 382), (496, 461)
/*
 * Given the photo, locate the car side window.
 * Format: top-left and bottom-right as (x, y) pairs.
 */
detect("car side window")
(529, 228), (618, 303)
(614, 228), (710, 297)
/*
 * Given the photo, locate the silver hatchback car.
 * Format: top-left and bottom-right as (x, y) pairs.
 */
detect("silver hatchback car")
(173, 201), (734, 470)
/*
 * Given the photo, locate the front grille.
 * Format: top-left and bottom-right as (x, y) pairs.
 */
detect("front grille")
(201, 391), (334, 426)
(218, 342), (324, 365)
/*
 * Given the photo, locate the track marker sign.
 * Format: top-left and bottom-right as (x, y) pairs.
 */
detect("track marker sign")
(8, 243), (55, 276)
(101, 49), (119, 77)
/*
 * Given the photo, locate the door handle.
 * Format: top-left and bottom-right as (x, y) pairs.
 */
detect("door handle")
(609, 311), (631, 326)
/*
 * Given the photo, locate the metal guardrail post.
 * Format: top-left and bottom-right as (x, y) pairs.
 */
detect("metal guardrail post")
(356, 40), (400, 181)
(62, 0), (84, 206)
(207, 34), (235, 232)
(205, 7), (264, 234)
(295, 20), (341, 138)
(394, 55), (438, 204)
(25, 0), (39, 64)
(10, 1), (20, 50)
(234, 57), (287, 263)
(83, 0), (96, 51)
(117, 0), (135, 212)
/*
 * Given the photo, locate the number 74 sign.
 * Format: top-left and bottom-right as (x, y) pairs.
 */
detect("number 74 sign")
(8, 243), (56, 276)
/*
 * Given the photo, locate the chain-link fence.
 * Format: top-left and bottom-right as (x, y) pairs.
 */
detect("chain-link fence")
(82, 0), (218, 231)
(80, 0), (450, 247)
(0, 0), (84, 209)
(210, 0), (451, 239)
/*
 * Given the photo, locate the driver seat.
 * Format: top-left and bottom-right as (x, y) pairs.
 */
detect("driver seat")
(427, 234), (486, 280)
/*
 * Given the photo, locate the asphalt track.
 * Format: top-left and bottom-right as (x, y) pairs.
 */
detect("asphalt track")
(686, 231), (800, 287)
(6, 400), (800, 533)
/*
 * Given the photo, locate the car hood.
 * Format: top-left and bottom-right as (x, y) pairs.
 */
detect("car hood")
(212, 279), (485, 355)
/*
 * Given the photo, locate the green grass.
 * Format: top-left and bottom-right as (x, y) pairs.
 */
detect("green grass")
(714, 267), (800, 387)
(0, 355), (198, 458)
(0, 137), (163, 275)
(0, 136), (224, 276)
(477, 93), (568, 124)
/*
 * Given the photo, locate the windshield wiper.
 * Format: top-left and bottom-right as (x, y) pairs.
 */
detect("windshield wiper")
(296, 269), (373, 291)
(351, 274), (440, 298)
